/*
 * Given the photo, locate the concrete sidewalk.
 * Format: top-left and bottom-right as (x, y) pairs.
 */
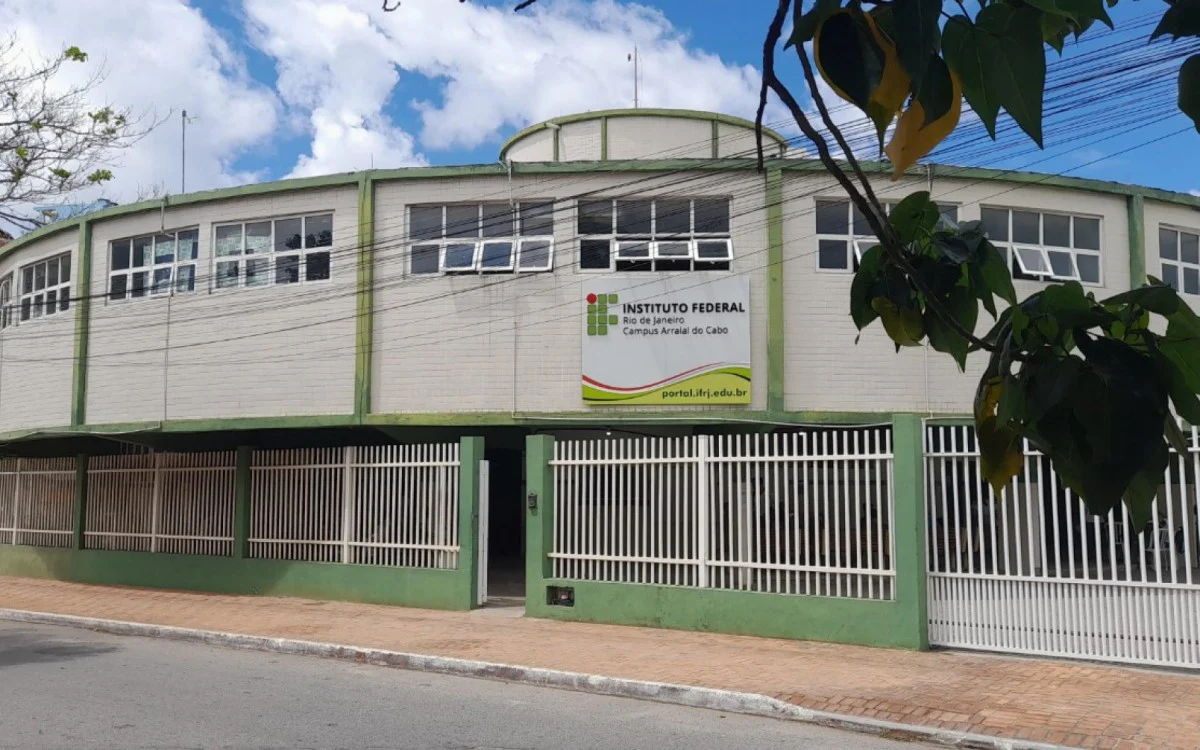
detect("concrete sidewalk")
(0, 577), (1195, 750)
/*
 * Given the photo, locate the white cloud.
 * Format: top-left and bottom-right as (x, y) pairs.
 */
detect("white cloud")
(1190, 189), (1200, 197)
(244, 0), (786, 170)
(0, 0), (279, 208)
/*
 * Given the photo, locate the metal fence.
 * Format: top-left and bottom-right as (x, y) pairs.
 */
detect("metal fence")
(248, 444), (460, 568)
(926, 423), (1200, 669)
(0, 458), (76, 548)
(551, 429), (895, 600)
(85, 451), (237, 556)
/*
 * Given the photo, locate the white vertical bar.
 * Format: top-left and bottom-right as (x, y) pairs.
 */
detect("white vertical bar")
(1166, 453), (1179, 584)
(696, 435), (710, 589)
(150, 452), (163, 554)
(478, 459), (489, 605)
(11, 459), (21, 545)
(342, 446), (355, 564)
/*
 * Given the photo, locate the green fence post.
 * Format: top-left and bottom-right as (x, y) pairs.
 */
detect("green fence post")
(72, 454), (88, 550)
(891, 413), (929, 650)
(458, 436), (484, 610)
(524, 434), (555, 612)
(234, 446), (252, 559)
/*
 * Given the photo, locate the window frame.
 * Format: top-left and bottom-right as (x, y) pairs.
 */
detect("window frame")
(0, 274), (12, 330)
(107, 227), (199, 302)
(1159, 224), (1200, 296)
(17, 252), (72, 324)
(408, 202), (556, 276)
(210, 212), (334, 291)
(980, 206), (1103, 286)
(576, 197), (733, 273)
(815, 198), (960, 273)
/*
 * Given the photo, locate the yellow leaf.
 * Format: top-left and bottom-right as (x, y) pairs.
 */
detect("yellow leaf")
(864, 13), (909, 137)
(974, 376), (1023, 496)
(884, 71), (963, 180)
(871, 297), (924, 346)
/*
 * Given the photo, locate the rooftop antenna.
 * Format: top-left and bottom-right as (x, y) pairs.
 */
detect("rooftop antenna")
(181, 110), (197, 193)
(628, 46), (639, 108)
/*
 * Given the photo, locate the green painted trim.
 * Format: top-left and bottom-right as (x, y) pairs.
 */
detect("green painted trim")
(552, 127), (560, 162)
(72, 454), (87, 550)
(458, 436), (484, 608)
(76, 414), (358, 434)
(354, 174), (376, 420)
(600, 117), (609, 160)
(526, 579), (923, 649)
(1128, 194), (1147, 287)
(234, 446), (252, 559)
(525, 434), (555, 601)
(766, 167), (785, 414)
(499, 109), (789, 161)
(890, 414), (929, 649)
(0, 546), (473, 610)
(70, 221), (92, 427)
(711, 120), (720, 159)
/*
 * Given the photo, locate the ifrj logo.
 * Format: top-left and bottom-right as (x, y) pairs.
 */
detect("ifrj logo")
(586, 292), (619, 336)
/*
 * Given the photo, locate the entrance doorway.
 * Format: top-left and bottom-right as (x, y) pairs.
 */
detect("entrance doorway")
(483, 446), (525, 604)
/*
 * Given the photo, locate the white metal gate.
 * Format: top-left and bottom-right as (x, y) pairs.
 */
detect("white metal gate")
(478, 459), (489, 606)
(0, 458), (76, 548)
(551, 429), (895, 600)
(926, 424), (1200, 669)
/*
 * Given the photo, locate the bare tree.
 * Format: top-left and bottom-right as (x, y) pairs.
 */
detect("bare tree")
(0, 36), (155, 231)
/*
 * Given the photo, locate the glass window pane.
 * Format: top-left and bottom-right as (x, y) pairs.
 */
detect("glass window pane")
(305, 251), (331, 281)
(1016, 247), (1050, 275)
(59, 289), (69, 312)
(111, 240), (131, 271)
(1077, 254), (1101, 284)
(275, 255), (300, 284)
(32, 294), (43, 318)
(696, 240), (732, 260)
(45, 290), (57, 313)
(21, 267), (32, 294)
(131, 236), (152, 267)
(444, 242), (477, 269)
(480, 241), (514, 270)
(1187, 267), (1200, 295)
(1047, 249), (1075, 278)
(519, 202), (554, 236)
(694, 199), (730, 234)
(246, 222), (272, 254)
(215, 225), (243, 257)
(517, 240), (551, 271)
(47, 260), (59, 287)
(109, 275), (128, 301)
(131, 271), (148, 297)
(580, 239), (611, 269)
(937, 205), (959, 227)
(655, 241), (691, 258)
(1012, 211), (1040, 244)
(578, 201), (613, 235)
(411, 244), (440, 275)
(481, 204), (514, 238)
(818, 239), (849, 270)
(59, 257), (69, 283)
(446, 205), (481, 238)
(175, 265), (196, 293)
(33, 262), (46, 291)
(246, 258), (269, 287)
(154, 234), (175, 263)
(1074, 217), (1100, 251)
(20, 298), (30, 321)
(656, 199), (692, 235)
(816, 200), (849, 234)
(1183, 233), (1200, 265)
(616, 201), (652, 235)
(980, 208), (1008, 241)
(304, 214), (333, 248)
(852, 204), (873, 235)
(216, 262), (239, 289)
(1161, 228), (1179, 260)
(275, 217), (302, 252)
(409, 206), (443, 240)
(177, 229), (199, 261)
(152, 267), (172, 294)
(1044, 214), (1070, 247)
(1164, 263), (1181, 290)
(616, 241), (651, 259)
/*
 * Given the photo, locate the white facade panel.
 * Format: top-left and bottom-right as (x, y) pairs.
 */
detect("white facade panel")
(607, 117), (711, 160)
(717, 122), (759, 159)
(559, 120), (602, 161)
(506, 129), (556, 162)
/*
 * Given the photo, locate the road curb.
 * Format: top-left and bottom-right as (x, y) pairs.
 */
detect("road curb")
(0, 607), (1070, 750)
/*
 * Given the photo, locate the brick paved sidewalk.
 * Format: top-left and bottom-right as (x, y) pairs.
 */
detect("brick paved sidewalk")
(1, 577), (1197, 750)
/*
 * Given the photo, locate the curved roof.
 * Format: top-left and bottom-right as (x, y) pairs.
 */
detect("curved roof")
(498, 108), (790, 161)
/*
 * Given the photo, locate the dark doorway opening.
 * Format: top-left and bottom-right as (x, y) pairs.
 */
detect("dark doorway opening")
(484, 446), (525, 604)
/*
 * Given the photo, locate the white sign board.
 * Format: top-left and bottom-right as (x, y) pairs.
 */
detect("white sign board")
(582, 276), (751, 405)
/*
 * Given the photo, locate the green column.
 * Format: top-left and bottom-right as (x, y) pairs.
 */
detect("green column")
(457, 436), (484, 609)
(1127, 193), (1147, 287)
(72, 454), (88, 550)
(891, 414), (929, 650)
(766, 166), (785, 414)
(234, 446), (252, 558)
(71, 220), (93, 427)
(354, 174), (376, 421)
(524, 434), (555, 608)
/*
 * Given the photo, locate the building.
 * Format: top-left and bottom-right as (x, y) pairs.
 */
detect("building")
(0, 109), (1198, 668)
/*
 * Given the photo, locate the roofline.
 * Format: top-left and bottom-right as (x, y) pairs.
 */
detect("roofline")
(4, 157), (1198, 260)
(497, 108), (791, 161)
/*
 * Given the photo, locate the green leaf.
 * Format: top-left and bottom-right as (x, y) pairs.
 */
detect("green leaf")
(1180, 54), (1200, 133)
(943, 6), (1046, 146)
(978, 239), (1018, 307)
(1151, 0), (1200, 41)
(50, 168), (71, 180)
(892, 0), (942, 88)
(1040, 11), (1072, 53)
(14, 147), (28, 160)
(789, 0), (842, 47)
(63, 46), (88, 62)
(914, 54), (955, 127)
(889, 191), (938, 244)
(1165, 413), (1190, 454)
(872, 297), (925, 347)
(850, 245), (885, 330)
(815, 10), (886, 112)
(924, 284), (978, 370)
(1023, 0), (1113, 30)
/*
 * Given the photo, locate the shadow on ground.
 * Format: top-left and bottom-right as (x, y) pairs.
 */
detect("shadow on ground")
(0, 627), (119, 668)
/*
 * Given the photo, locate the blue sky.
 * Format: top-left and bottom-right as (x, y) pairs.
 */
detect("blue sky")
(4, 0), (1198, 202)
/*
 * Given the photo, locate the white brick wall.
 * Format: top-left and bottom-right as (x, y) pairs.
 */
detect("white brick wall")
(506, 129), (555, 162)
(607, 117), (711, 160)
(782, 172), (1131, 414)
(559, 120), (602, 161)
(372, 170), (770, 414)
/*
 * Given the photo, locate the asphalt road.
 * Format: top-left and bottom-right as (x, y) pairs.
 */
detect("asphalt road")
(0, 620), (926, 750)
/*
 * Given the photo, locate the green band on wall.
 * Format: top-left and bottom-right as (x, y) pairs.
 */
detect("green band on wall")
(1127, 193), (1146, 287)
(524, 435), (555, 601)
(890, 413), (929, 649)
(458, 436), (484, 609)
(766, 166), (785, 414)
(711, 120), (720, 159)
(73, 454), (88, 550)
(600, 117), (608, 161)
(71, 220), (92, 427)
(354, 175), (376, 420)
